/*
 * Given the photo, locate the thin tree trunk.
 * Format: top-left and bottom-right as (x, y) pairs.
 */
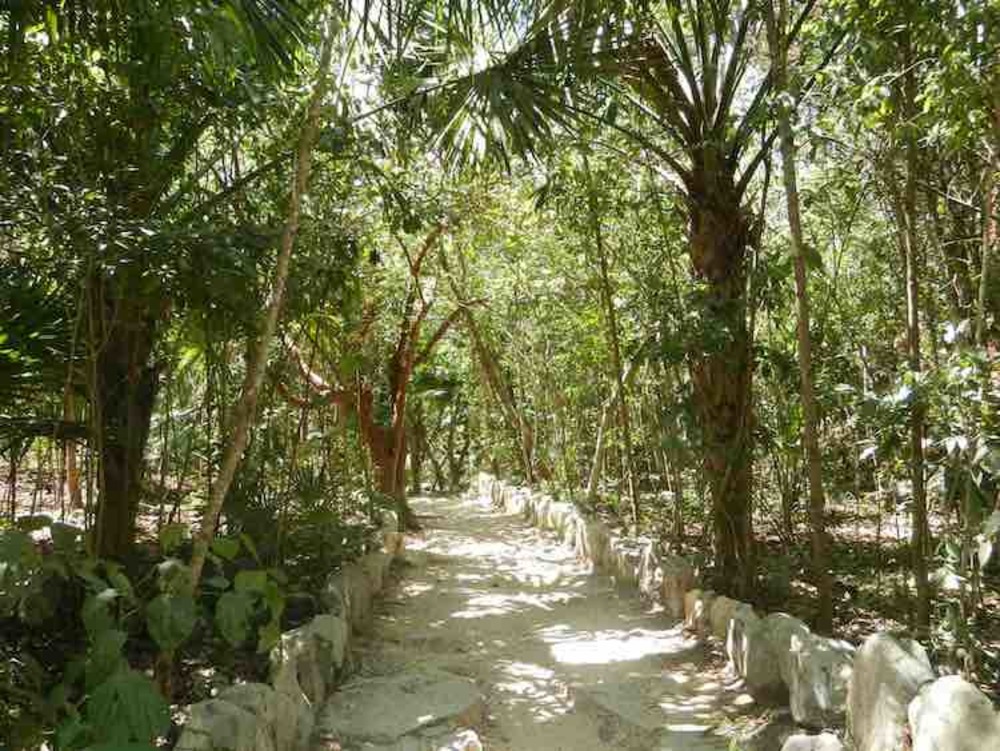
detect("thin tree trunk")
(583, 156), (639, 527)
(64, 392), (83, 509)
(976, 136), (998, 345)
(586, 354), (643, 500)
(188, 25), (335, 589)
(767, 0), (832, 634)
(900, 42), (932, 635)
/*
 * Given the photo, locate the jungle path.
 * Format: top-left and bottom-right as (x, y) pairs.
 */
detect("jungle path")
(327, 493), (768, 751)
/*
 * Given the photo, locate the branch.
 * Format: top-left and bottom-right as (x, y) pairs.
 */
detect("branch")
(415, 299), (487, 367)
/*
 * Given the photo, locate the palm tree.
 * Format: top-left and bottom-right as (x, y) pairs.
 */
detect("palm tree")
(420, 0), (822, 596)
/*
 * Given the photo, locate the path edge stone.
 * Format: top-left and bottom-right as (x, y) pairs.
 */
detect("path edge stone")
(174, 512), (407, 751)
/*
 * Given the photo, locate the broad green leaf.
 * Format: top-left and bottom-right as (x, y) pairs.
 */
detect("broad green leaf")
(257, 620), (282, 654)
(216, 590), (254, 647)
(238, 532), (260, 563)
(211, 537), (240, 561)
(155, 558), (192, 593)
(234, 569), (268, 594)
(85, 629), (127, 690)
(50, 522), (81, 554)
(82, 590), (119, 637)
(146, 593), (197, 653)
(158, 523), (188, 554)
(86, 669), (169, 744)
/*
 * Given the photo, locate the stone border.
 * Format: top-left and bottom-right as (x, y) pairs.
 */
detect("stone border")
(480, 474), (1000, 750)
(174, 516), (406, 751)
(477, 473), (694, 620)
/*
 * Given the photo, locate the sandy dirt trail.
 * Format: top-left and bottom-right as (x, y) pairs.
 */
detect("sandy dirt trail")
(347, 493), (761, 751)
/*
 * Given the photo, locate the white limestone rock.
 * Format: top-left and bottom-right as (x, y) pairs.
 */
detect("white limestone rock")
(683, 589), (716, 636)
(780, 732), (844, 751)
(270, 613), (349, 706)
(175, 698), (274, 751)
(658, 555), (694, 619)
(786, 634), (854, 728)
(709, 596), (741, 640)
(908, 675), (1000, 751)
(218, 682), (313, 751)
(847, 633), (934, 751)
(314, 667), (484, 747)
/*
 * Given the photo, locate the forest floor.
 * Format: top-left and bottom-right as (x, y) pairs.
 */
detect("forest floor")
(338, 493), (790, 751)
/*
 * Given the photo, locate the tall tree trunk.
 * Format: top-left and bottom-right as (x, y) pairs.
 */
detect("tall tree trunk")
(687, 172), (754, 599)
(92, 281), (159, 558)
(410, 402), (426, 493)
(188, 24), (335, 588)
(767, 0), (832, 634)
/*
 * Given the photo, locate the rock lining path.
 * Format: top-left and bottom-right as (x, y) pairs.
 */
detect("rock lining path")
(319, 493), (772, 750)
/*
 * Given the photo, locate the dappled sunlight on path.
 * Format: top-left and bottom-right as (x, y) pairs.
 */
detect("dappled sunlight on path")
(354, 494), (763, 750)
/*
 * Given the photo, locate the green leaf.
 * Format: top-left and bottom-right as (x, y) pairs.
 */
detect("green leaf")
(0, 529), (38, 567)
(238, 532), (260, 563)
(146, 593), (197, 653)
(50, 522), (81, 553)
(211, 537), (240, 561)
(234, 569), (268, 594)
(158, 523), (188, 554)
(82, 590), (119, 638)
(85, 629), (127, 689)
(155, 558), (192, 593)
(86, 669), (169, 744)
(257, 620), (282, 654)
(216, 591), (254, 647)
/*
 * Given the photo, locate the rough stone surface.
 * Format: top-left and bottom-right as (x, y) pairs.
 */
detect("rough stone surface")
(684, 589), (716, 636)
(724, 602), (757, 672)
(847, 633), (934, 751)
(659, 555), (694, 619)
(609, 541), (642, 587)
(342, 561), (374, 632)
(786, 634), (854, 728)
(218, 682), (312, 751)
(362, 550), (390, 596)
(636, 541), (662, 601)
(780, 732), (844, 751)
(580, 519), (609, 569)
(270, 613), (349, 706)
(908, 675), (1000, 751)
(762, 613), (812, 685)
(319, 572), (348, 617)
(743, 630), (786, 700)
(175, 698), (274, 751)
(314, 667), (484, 747)
(709, 596), (741, 640)
(434, 729), (483, 751)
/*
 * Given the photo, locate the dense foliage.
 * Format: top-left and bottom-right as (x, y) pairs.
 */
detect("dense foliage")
(1, 0), (998, 747)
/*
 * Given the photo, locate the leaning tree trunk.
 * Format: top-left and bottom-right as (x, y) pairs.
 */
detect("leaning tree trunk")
(187, 23), (335, 589)
(92, 280), (159, 559)
(687, 175), (755, 600)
